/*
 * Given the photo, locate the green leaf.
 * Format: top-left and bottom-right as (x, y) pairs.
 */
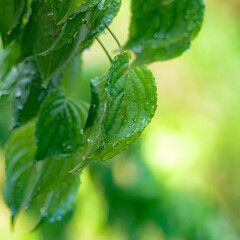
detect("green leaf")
(125, 0), (205, 65)
(53, 0), (85, 24)
(36, 90), (89, 160)
(71, 53), (157, 172)
(11, 57), (47, 128)
(3, 121), (36, 221)
(0, 66), (19, 104)
(62, 55), (82, 97)
(0, 0), (26, 46)
(39, 0), (121, 56)
(77, 0), (101, 13)
(32, 179), (79, 230)
(0, 0), (14, 45)
(0, 41), (20, 82)
(23, 153), (81, 206)
(52, 0), (96, 24)
(21, 0), (120, 84)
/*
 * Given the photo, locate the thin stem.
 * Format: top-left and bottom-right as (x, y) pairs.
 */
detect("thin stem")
(106, 26), (122, 51)
(95, 36), (113, 62)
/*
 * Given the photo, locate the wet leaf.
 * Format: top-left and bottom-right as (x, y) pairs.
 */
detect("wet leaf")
(125, 0), (205, 65)
(36, 90), (89, 160)
(71, 53), (157, 172)
(32, 179), (79, 230)
(23, 152), (81, 206)
(62, 55), (82, 97)
(0, 41), (20, 82)
(0, 0), (26, 46)
(11, 57), (47, 128)
(3, 122), (36, 222)
(39, 0), (121, 56)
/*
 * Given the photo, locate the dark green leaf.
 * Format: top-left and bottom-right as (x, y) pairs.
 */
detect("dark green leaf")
(0, 0), (14, 45)
(125, 0), (205, 65)
(3, 121), (36, 221)
(11, 57), (47, 128)
(32, 179), (79, 230)
(52, 0), (99, 24)
(71, 53), (157, 172)
(0, 0), (26, 46)
(77, 0), (101, 13)
(23, 152), (81, 206)
(21, 0), (120, 84)
(36, 90), (89, 160)
(39, 0), (121, 56)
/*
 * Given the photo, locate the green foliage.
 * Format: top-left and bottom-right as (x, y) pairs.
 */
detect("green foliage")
(125, 0), (205, 65)
(0, 0), (205, 230)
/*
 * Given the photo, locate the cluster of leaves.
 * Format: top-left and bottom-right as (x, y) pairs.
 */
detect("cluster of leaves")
(0, 0), (204, 230)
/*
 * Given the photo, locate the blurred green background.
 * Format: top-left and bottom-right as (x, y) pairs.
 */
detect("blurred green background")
(1, 0), (240, 239)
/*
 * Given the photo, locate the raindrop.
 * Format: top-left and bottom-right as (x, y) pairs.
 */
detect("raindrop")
(113, 141), (120, 149)
(15, 88), (22, 97)
(23, 204), (29, 210)
(17, 105), (23, 110)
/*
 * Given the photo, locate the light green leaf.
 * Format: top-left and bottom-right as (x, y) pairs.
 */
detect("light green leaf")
(0, 66), (19, 104)
(36, 90), (89, 160)
(125, 0), (205, 65)
(62, 55), (82, 97)
(71, 53), (157, 172)
(0, 41), (20, 82)
(3, 121), (36, 221)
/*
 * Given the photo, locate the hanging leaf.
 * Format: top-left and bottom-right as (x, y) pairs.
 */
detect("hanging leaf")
(125, 0), (205, 65)
(32, 179), (79, 230)
(11, 57), (47, 128)
(0, 66), (19, 104)
(62, 55), (82, 97)
(71, 53), (157, 172)
(0, 0), (26, 46)
(3, 121), (36, 222)
(0, 41), (20, 82)
(38, 0), (121, 56)
(22, 152), (81, 207)
(36, 90), (89, 160)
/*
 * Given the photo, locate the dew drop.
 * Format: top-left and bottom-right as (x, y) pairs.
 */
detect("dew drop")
(113, 141), (120, 149)
(15, 88), (22, 97)
(23, 204), (29, 210)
